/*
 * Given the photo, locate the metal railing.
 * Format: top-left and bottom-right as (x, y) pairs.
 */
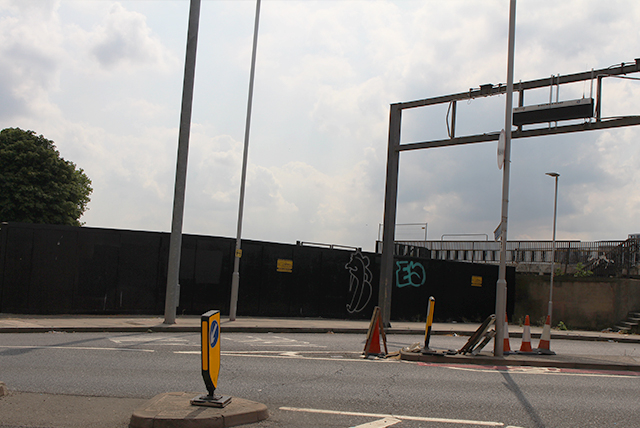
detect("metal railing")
(296, 241), (361, 251)
(375, 238), (640, 275)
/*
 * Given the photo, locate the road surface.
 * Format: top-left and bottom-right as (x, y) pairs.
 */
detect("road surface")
(1, 332), (638, 427)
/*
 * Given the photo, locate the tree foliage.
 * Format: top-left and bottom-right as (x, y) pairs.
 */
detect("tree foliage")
(0, 128), (93, 226)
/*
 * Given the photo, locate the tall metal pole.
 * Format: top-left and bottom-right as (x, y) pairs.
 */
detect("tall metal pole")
(494, 0), (516, 356)
(546, 172), (560, 323)
(164, 0), (201, 324)
(229, 0), (262, 321)
(379, 104), (402, 327)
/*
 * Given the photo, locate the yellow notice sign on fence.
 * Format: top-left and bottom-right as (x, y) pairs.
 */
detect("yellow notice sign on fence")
(277, 259), (293, 273)
(471, 276), (483, 287)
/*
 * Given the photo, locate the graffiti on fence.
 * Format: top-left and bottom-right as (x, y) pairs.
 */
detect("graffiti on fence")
(395, 260), (426, 288)
(345, 250), (373, 313)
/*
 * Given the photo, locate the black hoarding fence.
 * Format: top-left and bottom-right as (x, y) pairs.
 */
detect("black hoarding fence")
(391, 256), (515, 322)
(0, 223), (514, 321)
(0, 223), (169, 315)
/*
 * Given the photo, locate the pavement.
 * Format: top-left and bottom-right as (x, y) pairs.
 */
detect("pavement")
(1, 313), (639, 339)
(1, 314), (640, 428)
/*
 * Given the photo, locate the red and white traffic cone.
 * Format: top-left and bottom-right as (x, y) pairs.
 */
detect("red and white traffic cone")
(536, 314), (556, 355)
(519, 315), (534, 353)
(504, 314), (512, 354)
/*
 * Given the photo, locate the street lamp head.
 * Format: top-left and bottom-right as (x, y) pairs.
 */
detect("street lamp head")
(546, 172), (560, 178)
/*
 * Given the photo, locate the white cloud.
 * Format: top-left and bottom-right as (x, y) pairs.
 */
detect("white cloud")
(560, 127), (640, 239)
(239, 156), (380, 246)
(2, 0), (60, 18)
(87, 3), (173, 71)
(2, 0), (640, 250)
(0, 1), (64, 119)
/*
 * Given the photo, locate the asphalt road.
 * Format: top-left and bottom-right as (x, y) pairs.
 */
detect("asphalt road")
(1, 332), (639, 428)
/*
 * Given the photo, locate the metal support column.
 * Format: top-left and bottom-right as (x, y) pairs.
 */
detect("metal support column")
(379, 104), (402, 327)
(596, 76), (603, 122)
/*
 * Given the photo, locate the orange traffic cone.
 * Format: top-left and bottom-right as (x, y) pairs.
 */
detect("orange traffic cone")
(366, 319), (382, 355)
(536, 315), (555, 355)
(503, 314), (512, 353)
(519, 315), (533, 353)
(363, 307), (387, 357)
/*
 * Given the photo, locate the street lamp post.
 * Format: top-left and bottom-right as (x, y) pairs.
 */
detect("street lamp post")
(546, 172), (560, 323)
(164, 0), (201, 325)
(229, 0), (261, 321)
(494, 0), (517, 357)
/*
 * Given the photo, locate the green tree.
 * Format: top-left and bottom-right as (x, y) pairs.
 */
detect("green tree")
(0, 128), (93, 226)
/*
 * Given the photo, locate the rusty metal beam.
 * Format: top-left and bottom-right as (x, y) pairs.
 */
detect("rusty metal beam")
(397, 116), (640, 152)
(396, 60), (640, 110)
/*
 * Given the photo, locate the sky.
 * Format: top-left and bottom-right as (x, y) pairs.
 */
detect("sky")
(1, 0), (639, 251)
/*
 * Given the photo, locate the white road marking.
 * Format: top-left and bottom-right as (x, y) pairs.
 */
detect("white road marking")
(221, 351), (370, 362)
(351, 417), (401, 427)
(222, 350), (349, 354)
(108, 336), (196, 346)
(174, 351), (367, 362)
(280, 406), (504, 426)
(0, 345), (154, 353)
(445, 365), (640, 378)
(223, 335), (326, 347)
(280, 351), (301, 357)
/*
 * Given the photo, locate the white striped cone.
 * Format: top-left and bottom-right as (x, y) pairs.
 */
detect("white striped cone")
(536, 314), (555, 355)
(503, 314), (512, 353)
(519, 315), (533, 353)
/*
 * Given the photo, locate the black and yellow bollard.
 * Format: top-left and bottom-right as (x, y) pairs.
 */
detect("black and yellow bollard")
(421, 296), (437, 355)
(191, 310), (232, 408)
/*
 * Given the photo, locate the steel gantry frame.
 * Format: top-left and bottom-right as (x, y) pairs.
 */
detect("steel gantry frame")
(378, 59), (640, 333)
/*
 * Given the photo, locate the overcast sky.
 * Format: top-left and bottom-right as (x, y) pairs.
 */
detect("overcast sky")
(1, 0), (639, 251)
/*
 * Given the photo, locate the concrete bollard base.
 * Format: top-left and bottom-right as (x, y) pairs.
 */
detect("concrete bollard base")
(129, 392), (268, 428)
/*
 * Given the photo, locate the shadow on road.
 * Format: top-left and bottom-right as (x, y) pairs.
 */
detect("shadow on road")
(501, 371), (546, 428)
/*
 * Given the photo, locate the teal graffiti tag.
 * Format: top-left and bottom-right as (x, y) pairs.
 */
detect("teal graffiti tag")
(395, 261), (426, 288)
